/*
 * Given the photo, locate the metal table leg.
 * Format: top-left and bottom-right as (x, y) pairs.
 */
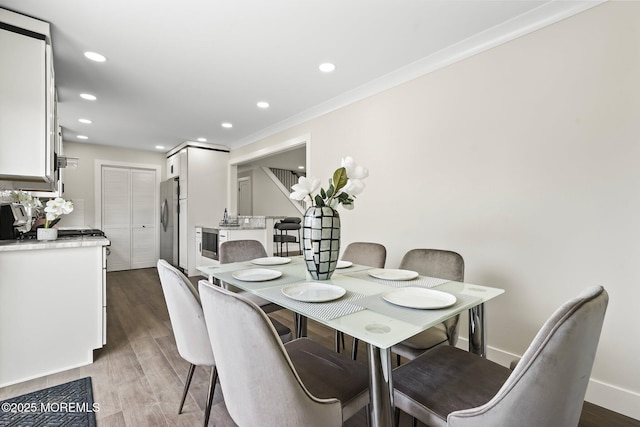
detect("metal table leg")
(468, 302), (486, 357)
(367, 344), (394, 427)
(294, 313), (307, 338)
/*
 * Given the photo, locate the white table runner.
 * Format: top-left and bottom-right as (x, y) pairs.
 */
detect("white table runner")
(344, 270), (451, 288)
(258, 285), (367, 320)
(354, 292), (480, 326)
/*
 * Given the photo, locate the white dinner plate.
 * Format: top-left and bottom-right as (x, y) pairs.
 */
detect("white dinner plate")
(281, 283), (346, 302)
(336, 260), (353, 269)
(231, 268), (283, 282)
(368, 268), (419, 281)
(382, 287), (457, 309)
(250, 256), (292, 266)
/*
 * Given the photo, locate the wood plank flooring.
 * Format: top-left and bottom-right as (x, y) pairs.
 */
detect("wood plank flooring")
(1, 267), (637, 426)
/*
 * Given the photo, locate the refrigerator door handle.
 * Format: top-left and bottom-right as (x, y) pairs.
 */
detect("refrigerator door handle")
(161, 199), (168, 232)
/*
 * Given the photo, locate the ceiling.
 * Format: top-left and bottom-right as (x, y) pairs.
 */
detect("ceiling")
(0, 1), (601, 153)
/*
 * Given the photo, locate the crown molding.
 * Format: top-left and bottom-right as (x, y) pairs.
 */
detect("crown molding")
(232, 0), (606, 150)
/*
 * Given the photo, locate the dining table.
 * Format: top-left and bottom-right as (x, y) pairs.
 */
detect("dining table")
(198, 256), (504, 427)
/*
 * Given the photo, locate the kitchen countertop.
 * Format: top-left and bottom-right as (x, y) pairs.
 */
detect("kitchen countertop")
(0, 236), (110, 252)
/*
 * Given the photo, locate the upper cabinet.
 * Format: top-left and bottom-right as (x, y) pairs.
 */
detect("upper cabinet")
(0, 9), (60, 193)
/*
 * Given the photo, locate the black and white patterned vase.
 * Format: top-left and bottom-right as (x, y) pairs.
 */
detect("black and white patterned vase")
(302, 206), (340, 280)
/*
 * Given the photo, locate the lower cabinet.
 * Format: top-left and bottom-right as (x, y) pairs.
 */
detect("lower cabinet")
(0, 241), (108, 387)
(218, 228), (269, 252)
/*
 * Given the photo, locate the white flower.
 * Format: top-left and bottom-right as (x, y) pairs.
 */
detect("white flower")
(290, 156), (368, 210)
(43, 197), (74, 227)
(343, 178), (366, 196)
(9, 191), (42, 208)
(290, 176), (321, 201)
(341, 156), (369, 180)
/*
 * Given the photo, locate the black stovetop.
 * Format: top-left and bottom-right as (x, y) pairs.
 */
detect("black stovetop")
(19, 228), (106, 240)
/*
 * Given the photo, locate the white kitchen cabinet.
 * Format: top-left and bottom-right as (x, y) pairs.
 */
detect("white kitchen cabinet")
(0, 238), (109, 387)
(0, 9), (59, 191)
(166, 150), (182, 179)
(195, 226), (217, 268)
(218, 228), (268, 249)
(167, 141), (229, 276)
(179, 198), (188, 269)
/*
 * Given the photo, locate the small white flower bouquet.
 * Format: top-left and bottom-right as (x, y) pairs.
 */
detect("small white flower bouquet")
(290, 156), (369, 210)
(44, 197), (74, 228)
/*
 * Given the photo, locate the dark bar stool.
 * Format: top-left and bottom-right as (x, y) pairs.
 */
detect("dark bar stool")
(273, 217), (301, 256)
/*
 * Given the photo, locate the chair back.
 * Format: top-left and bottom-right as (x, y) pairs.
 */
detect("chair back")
(157, 260), (214, 366)
(399, 249), (464, 282)
(341, 242), (387, 268)
(198, 281), (343, 427)
(448, 286), (608, 427)
(219, 239), (267, 264)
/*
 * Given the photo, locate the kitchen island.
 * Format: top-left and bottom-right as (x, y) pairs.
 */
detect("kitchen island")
(196, 216), (293, 271)
(0, 236), (109, 387)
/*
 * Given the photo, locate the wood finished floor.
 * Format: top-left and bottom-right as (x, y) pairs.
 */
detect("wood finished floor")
(1, 267), (638, 427)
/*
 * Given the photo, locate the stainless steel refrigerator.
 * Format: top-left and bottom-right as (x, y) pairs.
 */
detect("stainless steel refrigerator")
(160, 178), (179, 267)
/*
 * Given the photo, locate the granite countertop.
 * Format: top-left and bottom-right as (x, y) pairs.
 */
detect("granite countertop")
(0, 236), (110, 252)
(215, 224), (267, 230)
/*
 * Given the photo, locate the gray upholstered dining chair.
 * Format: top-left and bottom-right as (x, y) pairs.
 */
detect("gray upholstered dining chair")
(393, 285), (608, 427)
(218, 239), (293, 339)
(157, 260), (293, 426)
(391, 249), (465, 365)
(198, 280), (371, 427)
(219, 239), (282, 311)
(157, 259), (218, 427)
(339, 241), (387, 359)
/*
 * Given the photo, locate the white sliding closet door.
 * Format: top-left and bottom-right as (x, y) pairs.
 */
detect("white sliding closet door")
(131, 169), (156, 269)
(102, 166), (156, 272)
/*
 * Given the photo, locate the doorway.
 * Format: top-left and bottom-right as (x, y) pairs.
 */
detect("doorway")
(96, 160), (161, 272)
(238, 176), (252, 216)
(229, 134), (310, 216)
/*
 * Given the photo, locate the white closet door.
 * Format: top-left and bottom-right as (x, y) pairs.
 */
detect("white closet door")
(102, 166), (157, 272)
(102, 167), (131, 271)
(131, 169), (156, 269)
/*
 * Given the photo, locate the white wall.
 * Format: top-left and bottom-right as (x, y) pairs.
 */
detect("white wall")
(230, 2), (640, 419)
(61, 142), (166, 228)
(238, 167), (303, 217)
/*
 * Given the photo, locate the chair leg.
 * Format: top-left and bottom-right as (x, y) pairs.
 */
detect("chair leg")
(396, 353), (401, 367)
(412, 416), (418, 427)
(394, 407), (400, 427)
(178, 363), (196, 414)
(352, 337), (359, 360)
(203, 366), (218, 427)
(335, 331), (341, 353)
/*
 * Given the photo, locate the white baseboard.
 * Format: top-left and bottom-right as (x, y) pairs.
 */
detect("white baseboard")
(456, 338), (640, 421)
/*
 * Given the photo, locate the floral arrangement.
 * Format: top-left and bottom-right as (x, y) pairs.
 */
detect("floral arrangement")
(43, 197), (74, 228)
(290, 156), (368, 210)
(4, 190), (42, 209)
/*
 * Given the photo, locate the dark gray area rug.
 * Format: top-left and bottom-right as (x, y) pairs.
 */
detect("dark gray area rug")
(0, 377), (96, 426)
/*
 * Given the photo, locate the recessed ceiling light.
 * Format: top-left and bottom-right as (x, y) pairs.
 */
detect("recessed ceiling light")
(319, 62), (336, 73)
(84, 51), (107, 62)
(298, 165), (305, 169)
(197, 137), (207, 142)
(78, 118), (92, 124)
(221, 122), (233, 129)
(80, 93), (97, 101)
(155, 145), (165, 150)
(77, 135), (89, 140)
(257, 101), (270, 109)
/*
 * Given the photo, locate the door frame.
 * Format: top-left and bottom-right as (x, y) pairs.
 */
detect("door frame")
(237, 176), (252, 215)
(227, 133), (310, 213)
(94, 159), (162, 260)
